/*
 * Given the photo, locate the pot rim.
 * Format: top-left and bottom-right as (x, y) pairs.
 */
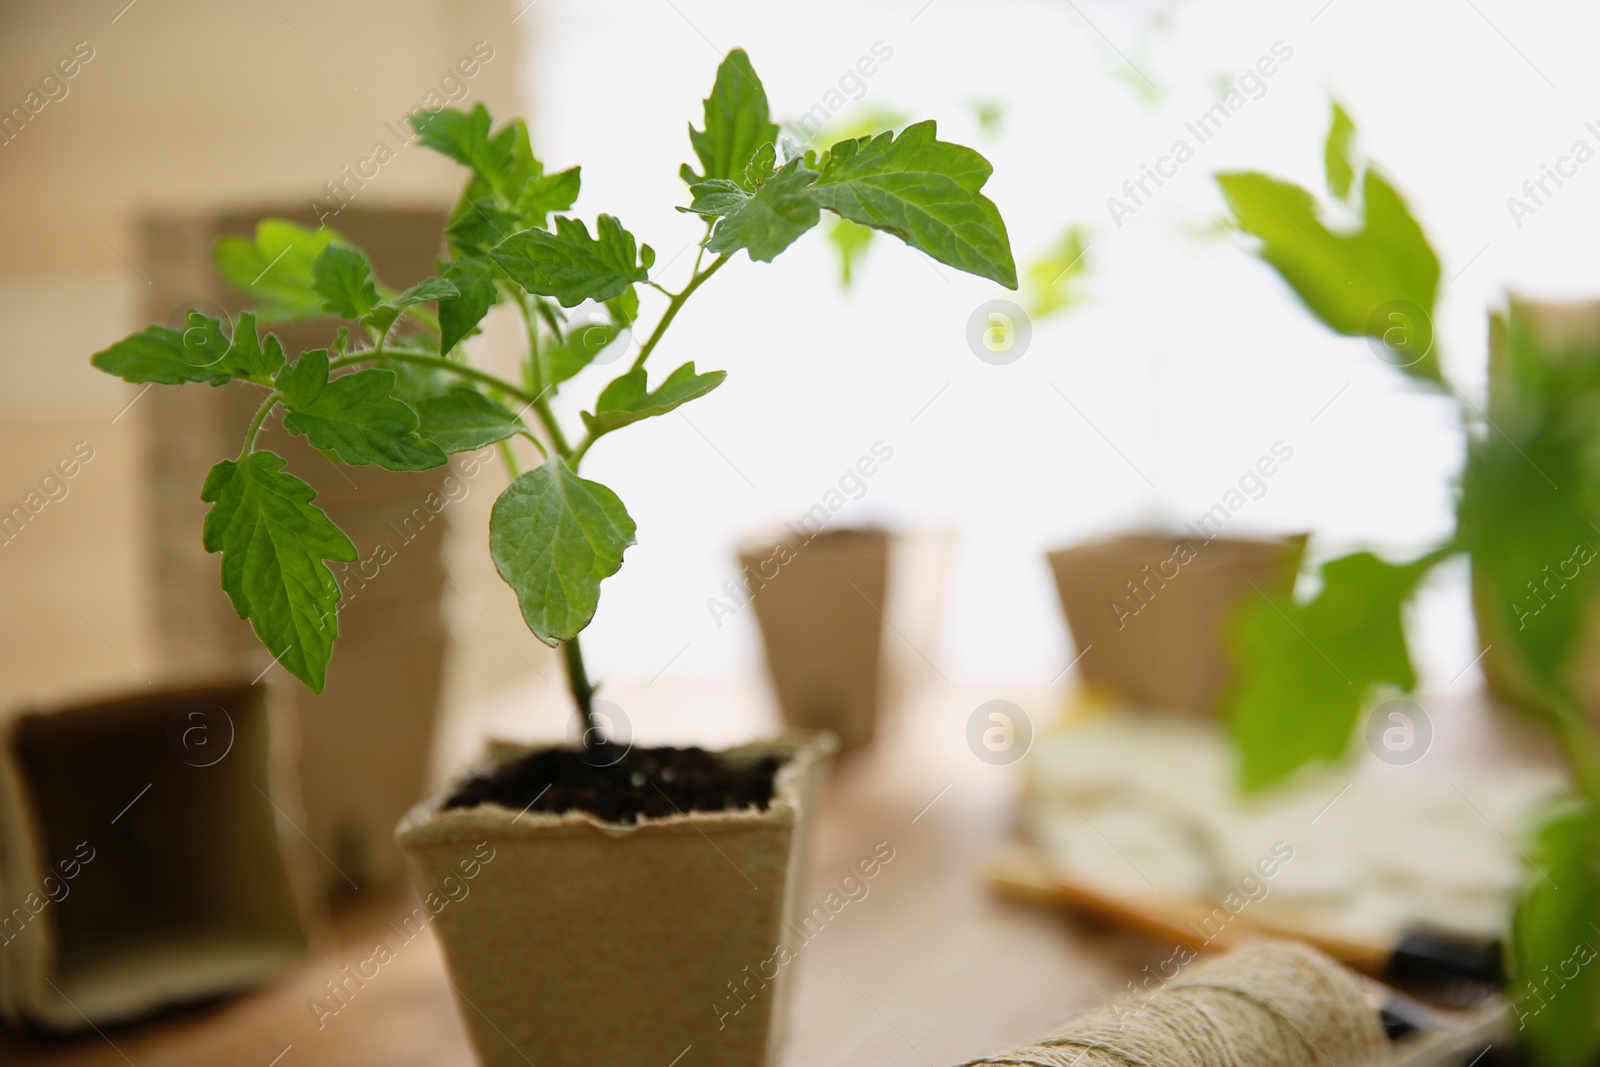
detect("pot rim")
(396, 730), (837, 844)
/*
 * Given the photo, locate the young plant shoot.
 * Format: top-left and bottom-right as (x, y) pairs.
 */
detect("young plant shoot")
(90, 49), (1015, 746)
(1218, 104), (1600, 1067)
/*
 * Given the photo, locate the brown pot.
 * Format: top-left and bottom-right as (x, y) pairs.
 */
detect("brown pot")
(136, 205), (453, 892)
(738, 527), (889, 750)
(1475, 296), (1600, 713)
(395, 732), (836, 1067)
(1047, 532), (1306, 716)
(0, 679), (325, 1030)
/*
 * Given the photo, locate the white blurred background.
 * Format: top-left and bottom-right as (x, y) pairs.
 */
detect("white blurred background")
(3, 0), (1598, 716)
(535, 0), (1593, 695)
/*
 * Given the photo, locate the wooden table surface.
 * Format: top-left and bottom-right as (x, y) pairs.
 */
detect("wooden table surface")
(0, 678), (1147, 1067)
(0, 418), (1552, 1067)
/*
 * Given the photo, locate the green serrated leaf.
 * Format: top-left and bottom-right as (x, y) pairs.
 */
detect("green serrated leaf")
(490, 458), (637, 645)
(223, 311), (288, 384)
(447, 193), (519, 258)
(91, 323), (232, 386)
(810, 120), (1018, 288)
(1216, 168), (1441, 382)
(744, 141), (776, 187)
(417, 385), (528, 452)
(490, 214), (650, 307)
(517, 166), (581, 229)
(1513, 799), (1600, 1067)
(606, 287), (639, 327)
(394, 276), (460, 307)
(582, 362), (726, 439)
(542, 320), (622, 388)
(412, 106), (542, 203)
(275, 350), (447, 471)
(681, 178), (749, 220)
(411, 104), (500, 179)
(706, 158), (821, 262)
(1325, 102), (1357, 200)
(201, 451), (357, 692)
(685, 48), (781, 192)
(311, 244), (381, 321)
(214, 219), (339, 322)
(492, 118), (542, 199)
(439, 256), (500, 355)
(1226, 549), (1439, 790)
(360, 276), (460, 336)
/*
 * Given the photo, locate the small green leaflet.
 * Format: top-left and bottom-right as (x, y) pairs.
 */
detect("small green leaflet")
(607, 287), (639, 327)
(744, 141), (776, 187)
(489, 457), (637, 645)
(311, 244), (381, 321)
(276, 350), (447, 471)
(683, 48), (780, 191)
(201, 450), (357, 692)
(490, 215), (653, 307)
(516, 166), (581, 229)
(581, 362), (726, 439)
(418, 386), (528, 452)
(412, 106), (542, 204)
(221, 311), (289, 384)
(446, 192), (518, 258)
(411, 104), (499, 173)
(1215, 168), (1441, 382)
(214, 219), (338, 322)
(810, 120), (1018, 289)
(91, 323), (227, 387)
(90, 310), (285, 387)
(360, 275), (460, 337)
(439, 256), (500, 355)
(542, 320), (622, 388)
(682, 178), (751, 220)
(705, 158), (822, 262)
(1513, 799), (1600, 1067)
(1225, 550), (1439, 790)
(827, 216), (874, 287)
(1324, 102), (1357, 200)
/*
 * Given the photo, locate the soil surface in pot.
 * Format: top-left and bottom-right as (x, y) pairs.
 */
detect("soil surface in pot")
(443, 746), (785, 824)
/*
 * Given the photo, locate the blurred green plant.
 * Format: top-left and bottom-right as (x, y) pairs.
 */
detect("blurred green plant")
(90, 51), (1015, 740)
(1024, 226), (1091, 318)
(973, 100), (1006, 137)
(1217, 103), (1600, 1067)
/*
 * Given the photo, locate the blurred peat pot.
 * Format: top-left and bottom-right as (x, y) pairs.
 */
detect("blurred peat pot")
(1047, 532), (1306, 716)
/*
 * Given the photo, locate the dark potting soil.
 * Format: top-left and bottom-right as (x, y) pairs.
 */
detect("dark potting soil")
(442, 745), (785, 824)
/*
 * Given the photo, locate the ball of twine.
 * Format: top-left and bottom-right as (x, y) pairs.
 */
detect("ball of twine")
(962, 940), (1389, 1067)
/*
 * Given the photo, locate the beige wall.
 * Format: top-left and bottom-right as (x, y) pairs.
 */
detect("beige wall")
(0, 0), (523, 274)
(0, 1), (555, 720)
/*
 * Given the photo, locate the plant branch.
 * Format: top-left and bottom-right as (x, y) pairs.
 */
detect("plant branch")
(514, 297), (573, 459)
(628, 254), (729, 375)
(563, 634), (602, 745)
(240, 394), (279, 456)
(566, 254), (732, 471)
(329, 350), (539, 406)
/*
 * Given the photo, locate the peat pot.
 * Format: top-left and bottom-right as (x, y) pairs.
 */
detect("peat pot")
(138, 205), (453, 893)
(395, 732), (835, 1067)
(739, 527), (890, 750)
(0, 680), (324, 1030)
(1047, 532), (1306, 716)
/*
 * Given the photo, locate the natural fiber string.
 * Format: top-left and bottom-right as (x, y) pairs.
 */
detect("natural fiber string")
(960, 940), (1390, 1067)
